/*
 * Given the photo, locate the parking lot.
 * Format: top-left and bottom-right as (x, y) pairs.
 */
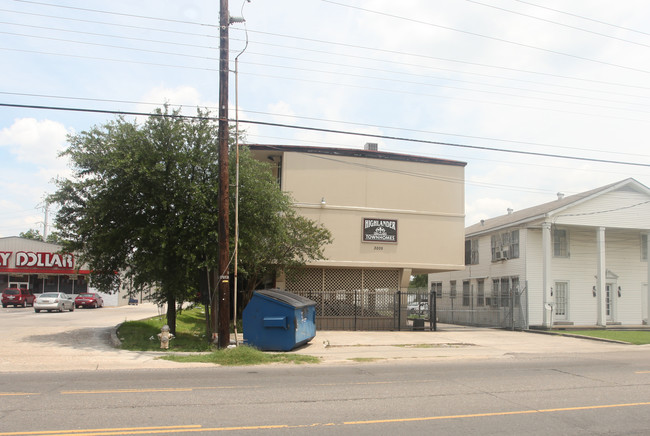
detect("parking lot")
(0, 302), (206, 372)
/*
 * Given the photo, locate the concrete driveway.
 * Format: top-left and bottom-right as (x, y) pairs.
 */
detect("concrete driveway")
(0, 302), (209, 372)
(1, 302), (644, 372)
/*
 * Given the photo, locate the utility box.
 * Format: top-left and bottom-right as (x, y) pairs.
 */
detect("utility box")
(243, 289), (316, 351)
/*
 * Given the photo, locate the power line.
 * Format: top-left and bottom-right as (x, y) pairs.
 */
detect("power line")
(514, 0), (650, 38)
(9, 17), (650, 104)
(1, 102), (649, 168)
(238, 30), (650, 91)
(11, 0), (219, 28)
(468, 0), (650, 49)
(0, 7), (219, 39)
(6, 3), (650, 96)
(4, 91), (649, 159)
(321, 0), (650, 75)
(7, 43), (650, 124)
(239, 118), (650, 168)
(8, 1), (650, 93)
(0, 30), (218, 61)
(245, 132), (649, 182)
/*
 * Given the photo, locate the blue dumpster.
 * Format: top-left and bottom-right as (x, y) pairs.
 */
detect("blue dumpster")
(243, 289), (316, 351)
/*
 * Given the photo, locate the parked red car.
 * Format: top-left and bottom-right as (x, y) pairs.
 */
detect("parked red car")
(2, 288), (36, 308)
(74, 293), (104, 309)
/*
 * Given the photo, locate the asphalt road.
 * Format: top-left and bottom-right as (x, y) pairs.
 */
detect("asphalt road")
(2, 302), (650, 435)
(2, 355), (650, 435)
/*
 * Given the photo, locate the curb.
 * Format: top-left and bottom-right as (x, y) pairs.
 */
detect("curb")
(525, 328), (630, 344)
(110, 322), (122, 348)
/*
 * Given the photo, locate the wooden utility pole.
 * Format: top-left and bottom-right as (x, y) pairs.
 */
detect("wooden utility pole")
(216, 0), (231, 349)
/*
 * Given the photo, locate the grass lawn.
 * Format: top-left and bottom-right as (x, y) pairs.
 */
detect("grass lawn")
(117, 305), (212, 351)
(160, 346), (320, 366)
(116, 305), (320, 365)
(556, 330), (650, 345)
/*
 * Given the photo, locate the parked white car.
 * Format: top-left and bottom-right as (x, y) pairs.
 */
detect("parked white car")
(34, 293), (75, 313)
(407, 301), (429, 313)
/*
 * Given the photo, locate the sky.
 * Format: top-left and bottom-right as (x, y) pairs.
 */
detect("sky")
(1, 0), (650, 238)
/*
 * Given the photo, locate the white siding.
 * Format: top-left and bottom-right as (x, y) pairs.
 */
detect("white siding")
(553, 187), (650, 230)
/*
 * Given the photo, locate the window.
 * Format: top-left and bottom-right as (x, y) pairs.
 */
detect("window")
(511, 276), (520, 306)
(477, 279), (485, 306)
(491, 230), (520, 261)
(450, 280), (457, 298)
(465, 238), (479, 265)
(553, 228), (569, 257)
(500, 277), (510, 307)
(642, 234), (648, 261)
(491, 279), (499, 307)
(462, 281), (470, 306)
(431, 282), (442, 298)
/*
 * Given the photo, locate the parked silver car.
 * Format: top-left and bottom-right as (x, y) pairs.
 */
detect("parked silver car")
(34, 293), (75, 313)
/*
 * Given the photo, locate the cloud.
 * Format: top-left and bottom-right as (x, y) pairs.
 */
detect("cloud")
(0, 118), (72, 237)
(0, 118), (69, 167)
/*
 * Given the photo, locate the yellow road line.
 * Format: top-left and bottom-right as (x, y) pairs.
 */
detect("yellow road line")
(2, 401), (649, 435)
(61, 386), (263, 395)
(0, 393), (39, 396)
(344, 401), (650, 425)
(61, 388), (193, 395)
(0, 425), (201, 436)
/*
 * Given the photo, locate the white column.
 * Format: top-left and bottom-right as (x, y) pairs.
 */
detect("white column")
(596, 227), (606, 327)
(542, 222), (552, 328)
(646, 232), (650, 325)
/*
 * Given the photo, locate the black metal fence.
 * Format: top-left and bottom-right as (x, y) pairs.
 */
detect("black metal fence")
(435, 285), (528, 330)
(292, 288), (436, 331)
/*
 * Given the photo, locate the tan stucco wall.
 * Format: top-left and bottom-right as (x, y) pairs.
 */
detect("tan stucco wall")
(257, 149), (466, 274)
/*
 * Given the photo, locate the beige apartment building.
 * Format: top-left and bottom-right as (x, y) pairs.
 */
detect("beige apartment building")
(249, 144), (466, 330)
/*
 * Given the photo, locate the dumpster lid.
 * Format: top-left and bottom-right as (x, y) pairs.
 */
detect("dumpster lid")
(254, 289), (316, 309)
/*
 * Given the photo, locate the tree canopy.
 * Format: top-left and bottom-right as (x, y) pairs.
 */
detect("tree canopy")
(19, 228), (62, 244)
(49, 107), (331, 335)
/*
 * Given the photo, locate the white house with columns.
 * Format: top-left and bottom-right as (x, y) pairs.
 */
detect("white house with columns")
(428, 178), (650, 328)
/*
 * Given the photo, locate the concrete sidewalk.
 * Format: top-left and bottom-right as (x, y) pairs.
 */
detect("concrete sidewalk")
(0, 302), (644, 372)
(288, 325), (640, 364)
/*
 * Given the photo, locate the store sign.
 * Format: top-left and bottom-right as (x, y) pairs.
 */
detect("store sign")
(15, 251), (74, 269)
(0, 252), (10, 267)
(363, 218), (397, 243)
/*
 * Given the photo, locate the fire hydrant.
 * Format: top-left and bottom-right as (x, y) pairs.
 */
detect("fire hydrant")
(157, 325), (174, 349)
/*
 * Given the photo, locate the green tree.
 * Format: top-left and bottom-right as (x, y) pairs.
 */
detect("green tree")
(19, 228), (63, 244)
(50, 107), (220, 334)
(49, 108), (332, 335)
(409, 274), (428, 289)
(19, 229), (44, 241)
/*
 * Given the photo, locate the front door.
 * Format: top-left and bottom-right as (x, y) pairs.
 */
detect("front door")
(555, 282), (568, 321)
(606, 284), (615, 322)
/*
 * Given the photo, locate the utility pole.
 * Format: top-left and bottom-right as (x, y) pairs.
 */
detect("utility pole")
(216, 0), (231, 349)
(43, 200), (49, 242)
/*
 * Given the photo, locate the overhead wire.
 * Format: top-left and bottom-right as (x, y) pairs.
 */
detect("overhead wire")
(3, 102), (648, 168)
(467, 0), (650, 49)
(321, 0), (650, 75)
(9, 16), (650, 104)
(6, 2), (650, 93)
(3, 91), (650, 159)
(3, 3), (650, 169)
(514, 0), (650, 37)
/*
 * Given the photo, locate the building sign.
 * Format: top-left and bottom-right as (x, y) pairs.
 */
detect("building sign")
(16, 252), (74, 269)
(363, 218), (397, 243)
(0, 251), (80, 273)
(0, 252), (11, 267)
